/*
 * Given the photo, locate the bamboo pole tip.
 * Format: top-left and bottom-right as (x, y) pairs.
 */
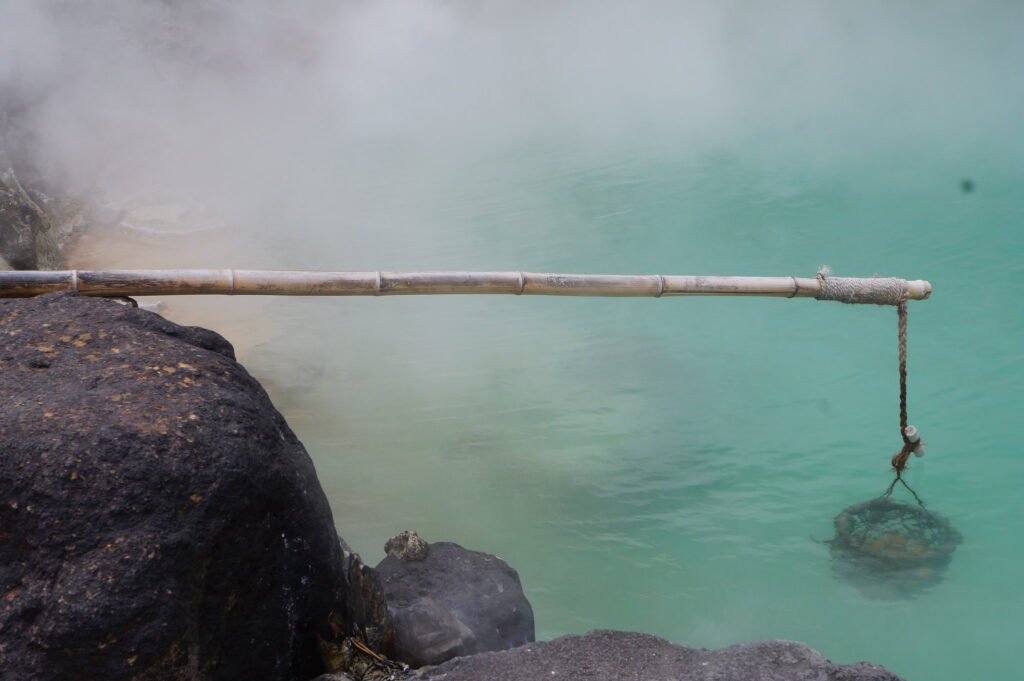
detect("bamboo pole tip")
(906, 279), (932, 300)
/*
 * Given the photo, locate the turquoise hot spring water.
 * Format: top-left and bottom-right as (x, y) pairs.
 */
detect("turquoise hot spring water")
(110, 141), (1020, 679)
(40, 2), (1021, 679)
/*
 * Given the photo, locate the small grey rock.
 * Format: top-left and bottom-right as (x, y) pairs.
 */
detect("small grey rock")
(377, 541), (534, 668)
(385, 530), (429, 562)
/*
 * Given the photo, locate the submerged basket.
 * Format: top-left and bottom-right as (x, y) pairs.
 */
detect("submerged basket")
(834, 497), (960, 565)
(829, 497), (961, 597)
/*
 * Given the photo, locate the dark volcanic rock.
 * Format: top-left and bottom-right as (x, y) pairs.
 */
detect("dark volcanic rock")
(376, 540), (534, 668)
(412, 630), (905, 681)
(0, 293), (349, 681)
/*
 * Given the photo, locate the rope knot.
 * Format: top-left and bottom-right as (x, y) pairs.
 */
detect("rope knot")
(891, 440), (924, 473)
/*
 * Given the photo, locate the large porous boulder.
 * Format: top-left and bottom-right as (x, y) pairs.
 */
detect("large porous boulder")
(412, 630), (905, 681)
(0, 292), (354, 681)
(376, 537), (534, 668)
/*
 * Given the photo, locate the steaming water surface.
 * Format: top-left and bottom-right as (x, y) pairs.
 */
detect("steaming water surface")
(14, 1), (1023, 679)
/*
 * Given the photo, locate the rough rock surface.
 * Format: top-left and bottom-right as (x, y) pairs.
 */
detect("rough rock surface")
(337, 539), (393, 655)
(376, 540), (534, 668)
(384, 530), (428, 562)
(0, 168), (59, 270)
(412, 630), (905, 681)
(0, 293), (349, 681)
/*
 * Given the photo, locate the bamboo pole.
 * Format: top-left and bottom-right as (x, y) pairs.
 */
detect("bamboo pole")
(0, 269), (931, 302)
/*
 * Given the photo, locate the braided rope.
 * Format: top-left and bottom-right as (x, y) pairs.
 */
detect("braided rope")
(815, 267), (908, 306)
(887, 300), (926, 506)
(898, 301), (909, 444)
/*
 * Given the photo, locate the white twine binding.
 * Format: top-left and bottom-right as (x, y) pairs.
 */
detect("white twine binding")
(814, 266), (907, 306)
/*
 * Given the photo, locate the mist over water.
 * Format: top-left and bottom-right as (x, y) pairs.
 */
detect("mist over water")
(4, 2), (1023, 679)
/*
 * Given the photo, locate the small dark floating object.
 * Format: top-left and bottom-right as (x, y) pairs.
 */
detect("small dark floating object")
(960, 178), (975, 193)
(829, 497), (961, 599)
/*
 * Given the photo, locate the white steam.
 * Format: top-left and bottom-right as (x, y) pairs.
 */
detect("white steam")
(2, 0), (1019, 229)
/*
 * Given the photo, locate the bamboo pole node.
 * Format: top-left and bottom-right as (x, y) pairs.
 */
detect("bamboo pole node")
(655, 274), (666, 298)
(814, 266), (908, 306)
(374, 271), (382, 296)
(516, 271), (526, 295)
(228, 269), (237, 293)
(70, 269), (79, 292)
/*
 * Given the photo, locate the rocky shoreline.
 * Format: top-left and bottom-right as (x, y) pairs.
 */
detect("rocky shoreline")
(0, 293), (905, 681)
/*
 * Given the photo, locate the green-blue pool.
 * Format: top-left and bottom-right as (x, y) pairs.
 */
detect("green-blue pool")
(242, 143), (1019, 681)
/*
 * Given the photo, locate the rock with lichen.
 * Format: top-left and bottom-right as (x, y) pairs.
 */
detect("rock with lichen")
(336, 538), (394, 654)
(384, 531), (429, 562)
(0, 168), (60, 269)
